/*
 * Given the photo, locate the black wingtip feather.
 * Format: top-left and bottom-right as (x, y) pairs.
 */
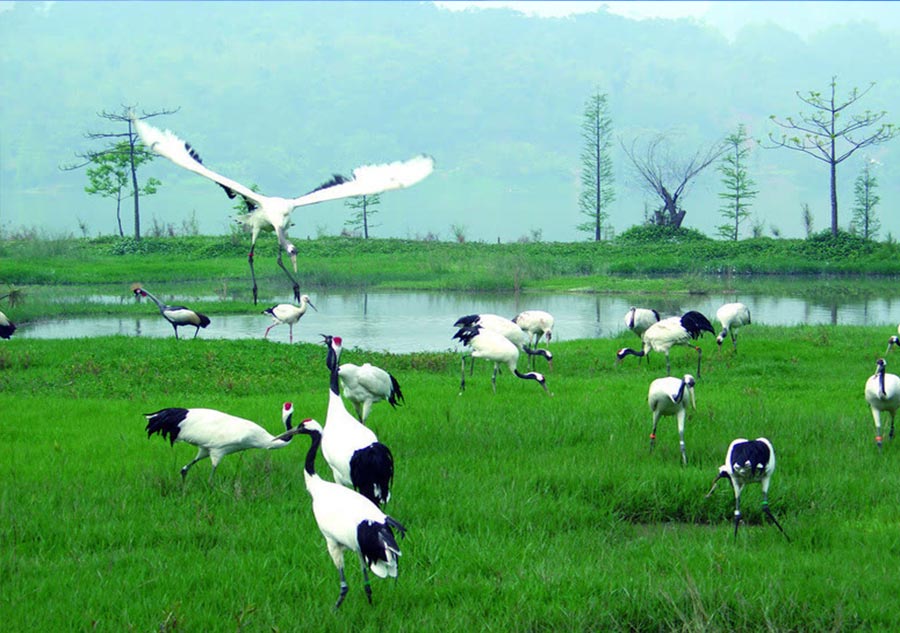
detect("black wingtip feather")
(681, 311), (715, 338)
(144, 408), (189, 446)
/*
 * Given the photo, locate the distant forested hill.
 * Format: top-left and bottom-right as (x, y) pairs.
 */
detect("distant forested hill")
(1, 1), (898, 241)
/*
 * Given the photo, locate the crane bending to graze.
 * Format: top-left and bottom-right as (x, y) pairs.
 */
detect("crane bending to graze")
(864, 358), (900, 449)
(715, 302), (751, 352)
(452, 325), (550, 395)
(132, 284), (210, 339)
(133, 116), (434, 304)
(706, 437), (789, 541)
(616, 310), (715, 377)
(453, 313), (553, 370)
(647, 374), (696, 465)
(338, 361), (405, 424)
(144, 402), (296, 482)
(276, 417), (406, 609)
(0, 310), (15, 339)
(624, 306), (660, 339)
(263, 295), (317, 343)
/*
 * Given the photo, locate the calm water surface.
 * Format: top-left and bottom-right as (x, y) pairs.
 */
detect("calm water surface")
(18, 289), (900, 353)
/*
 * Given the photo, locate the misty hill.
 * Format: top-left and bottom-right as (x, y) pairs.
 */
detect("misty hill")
(1, 1), (898, 242)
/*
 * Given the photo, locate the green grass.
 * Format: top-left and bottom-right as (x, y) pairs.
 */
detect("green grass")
(3, 326), (900, 630)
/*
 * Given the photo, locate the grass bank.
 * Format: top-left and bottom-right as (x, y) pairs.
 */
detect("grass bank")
(3, 325), (900, 630)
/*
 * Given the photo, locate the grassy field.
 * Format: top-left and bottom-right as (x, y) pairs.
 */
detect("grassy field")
(3, 324), (900, 631)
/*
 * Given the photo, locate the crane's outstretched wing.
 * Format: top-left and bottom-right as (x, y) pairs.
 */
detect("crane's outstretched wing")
(289, 154), (435, 207)
(134, 118), (265, 210)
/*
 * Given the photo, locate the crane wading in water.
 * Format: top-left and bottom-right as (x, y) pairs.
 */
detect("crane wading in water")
(133, 115), (434, 303)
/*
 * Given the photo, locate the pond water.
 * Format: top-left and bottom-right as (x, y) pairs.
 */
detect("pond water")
(16, 289), (900, 353)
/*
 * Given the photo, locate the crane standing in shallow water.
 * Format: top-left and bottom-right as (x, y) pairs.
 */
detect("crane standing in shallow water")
(262, 294), (317, 343)
(133, 116), (434, 303)
(132, 284), (210, 339)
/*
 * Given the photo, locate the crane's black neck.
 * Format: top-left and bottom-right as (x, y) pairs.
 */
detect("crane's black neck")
(327, 344), (341, 396)
(303, 429), (322, 476)
(673, 378), (688, 403)
(879, 366), (887, 396)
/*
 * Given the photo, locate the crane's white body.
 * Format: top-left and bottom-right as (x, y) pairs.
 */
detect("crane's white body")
(339, 362), (404, 423)
(134, 116), (434, 302)
(716, 302), (751, 351)
(144, 404), (294, 481)
(288, 418), (404, 608)
(0, 310), (15, 339)
(624, 307), (660, 338)
(647, 374), (696, 464)
(864, 358), (900, 448)
(263, 295), (316, 343)
(454, 313), (553, 370)
(513, 310), (554, 347)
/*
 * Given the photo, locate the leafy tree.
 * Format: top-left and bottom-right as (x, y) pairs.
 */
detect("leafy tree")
(716, 124), (757, 241)
(851, 160), (881, 240)
(801, 203), (814, 237)
(84, 140), (160, 236)
(767, 76), (898, 236)
(344, 193), (381, 239)
(578, 90), (615, 241)
(622, 134), (725, 228)
(63, 105), (178, 240)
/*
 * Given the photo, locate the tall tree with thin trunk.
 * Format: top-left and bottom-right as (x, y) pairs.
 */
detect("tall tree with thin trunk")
(766, 77), (897, 236)
(344, 193), (381, 239)
(578, 90), (615, 241)
(622, 134), (725, 228)
(716, 124), (758, 241)
(84, 140), (161, 236)
(851, 160), (881, 240)
(63, 105), (179, 240)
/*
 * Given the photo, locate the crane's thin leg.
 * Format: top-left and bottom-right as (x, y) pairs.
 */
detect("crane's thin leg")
(334, 567), (349, 610)
(359, 554), (373, 605)
(761, 498), (790, 541)
(491, 364), (498, 394)
(890, 412), (896, 440)
(459, 356), (467, 394)
(264, 323), (277, 339)
(732, 331), (738, 353)
(276, 251), (301, 304)
(665, 354), (671, 376)
(649, 412), (659, 453)
(193, 325), (200, 339)
(873, 409), (883, 449)
(248, 243), (259, 305)
(678, 412), (687, 465)
(180, 448), (210, 482)
(289, 324), (293, 344)
(695, 346), (703, 378)
(171, 323), (180, 340)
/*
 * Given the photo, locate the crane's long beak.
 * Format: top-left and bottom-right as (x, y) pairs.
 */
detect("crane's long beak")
(308, 300), (318, 312)
(705, 472), (728, 498)
(290, 252), (298, 273)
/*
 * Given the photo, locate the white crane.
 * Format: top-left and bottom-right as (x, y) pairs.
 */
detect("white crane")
(706, 437), (789, 540)
(453, 313), (553, 370)
(616, 310), (715, 377)
(320, 335), (394, 506)
(144, 402), (296, 482)
(338, 361), (405, 424)
(262, 294), (317, 343)
(864, 358), (900, 449)
(452, 325), (550, 395)
(647, 374), (696, 465)
(715, 302), (751, 352)
(132, 284), (211, 339)
(0, 310), (15, 339)
(513, 309), (554, 348)
(276, 417), (406, 609)
(886, 325), (900, 354)
(133, 116), (434, 304)
(624, 306), (660, 338)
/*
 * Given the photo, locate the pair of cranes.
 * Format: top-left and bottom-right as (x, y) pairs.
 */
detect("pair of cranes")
(145, 334), (405, 609)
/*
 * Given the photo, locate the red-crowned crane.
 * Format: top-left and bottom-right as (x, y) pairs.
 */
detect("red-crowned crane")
(276, 417), (405, 609)
(132, 284), (211, 339)
(0, 310), (15, 339)
(133, 116), (434, 304)
(338, 361), (405, 424)
(143, 402), (296, 482)
(454, 313), (553, 370)
(706, 437), (789, 541)
(452, 325), (550, 395)
(864, 358), (900, 449)
(263, 294), (317, 343)
(624, 306), (660, 339)
(715, 302), (751, 352)
(320, 335), (394, 506)
(647, 374), (696, 465)
(616, 310), (715, 377)
(513, 309), (555, 350)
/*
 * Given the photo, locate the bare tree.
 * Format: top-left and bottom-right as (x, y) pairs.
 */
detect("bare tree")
(766, 77), (897, 236)
(63, 105), (179, 240)
(621, 133), (725, 228)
